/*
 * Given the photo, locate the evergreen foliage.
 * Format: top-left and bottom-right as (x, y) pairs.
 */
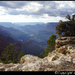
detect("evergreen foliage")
(40, 34), (56, 58)
(55, 14), (75, 36)
(0, 44), (24, 64)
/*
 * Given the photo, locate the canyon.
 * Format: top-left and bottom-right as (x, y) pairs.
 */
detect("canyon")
(0, 36), (75, 71)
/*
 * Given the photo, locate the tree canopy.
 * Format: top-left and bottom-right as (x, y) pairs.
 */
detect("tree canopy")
(55, 14), (75, 36)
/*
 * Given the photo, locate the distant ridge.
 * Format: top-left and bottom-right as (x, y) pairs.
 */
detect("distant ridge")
(0, 22), (58, 57)
(13, 22), (45, 26)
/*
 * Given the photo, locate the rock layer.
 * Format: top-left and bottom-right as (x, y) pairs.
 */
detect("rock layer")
(55, 37), (75, 48)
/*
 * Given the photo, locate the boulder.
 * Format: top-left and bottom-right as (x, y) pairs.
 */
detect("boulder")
(20, 54), (42, 64)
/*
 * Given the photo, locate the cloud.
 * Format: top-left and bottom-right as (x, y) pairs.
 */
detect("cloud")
(5, 1), (59, 17)
(0, 1), (75, 22)
(0, 1), (28, 9)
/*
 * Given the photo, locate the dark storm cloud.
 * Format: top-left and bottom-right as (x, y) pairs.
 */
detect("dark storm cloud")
(37, 1), (59, 9)
(0, 1), (28, 8)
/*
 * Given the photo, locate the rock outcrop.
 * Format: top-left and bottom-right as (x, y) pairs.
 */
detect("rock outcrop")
(55, 37), (75, 48)
(0, 37), (75, 71)
(44, 37), (75, 62)
(0, 55), (66, 71)
(20, 55), (42, 64)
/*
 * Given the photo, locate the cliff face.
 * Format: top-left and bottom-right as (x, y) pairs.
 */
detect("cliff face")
(56, 37), (75, 49)
(44, 37), (75, 62)
(55, 37), (75, 59)
(0, 37), (75, 71)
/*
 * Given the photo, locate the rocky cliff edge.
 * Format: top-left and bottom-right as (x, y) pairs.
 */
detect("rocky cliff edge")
(0, 37), (75, 71)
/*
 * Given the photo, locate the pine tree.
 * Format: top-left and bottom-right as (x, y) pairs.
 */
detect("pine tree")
(55, 14), (75, 36)
(0, 44), (24, 64)
(40, 34), (56, 58)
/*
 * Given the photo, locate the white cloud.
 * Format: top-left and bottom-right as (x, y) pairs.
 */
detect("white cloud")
(68, 1), (75, 8)
(0, 1), (75, 22)
(0, 14), (25, 22)
(0, 6), (7, 15)
(0, 14), (66, 22)
(42, 14), (49, 18)
(16, 2), (43, 12)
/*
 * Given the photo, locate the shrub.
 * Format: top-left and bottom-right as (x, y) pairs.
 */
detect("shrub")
(0, 44), (24, 64)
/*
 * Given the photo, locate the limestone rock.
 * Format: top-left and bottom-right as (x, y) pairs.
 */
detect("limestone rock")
(20, 54), (42, 64)
(0, 63), (23, 71)
(55, 37), (75, 48)
(21, 60), (66, 71)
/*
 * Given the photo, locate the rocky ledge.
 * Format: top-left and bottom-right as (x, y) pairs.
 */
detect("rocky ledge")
(0, 37), (75, 71)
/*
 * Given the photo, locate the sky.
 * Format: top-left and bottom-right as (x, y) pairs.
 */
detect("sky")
(0, 1), (75, 23)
